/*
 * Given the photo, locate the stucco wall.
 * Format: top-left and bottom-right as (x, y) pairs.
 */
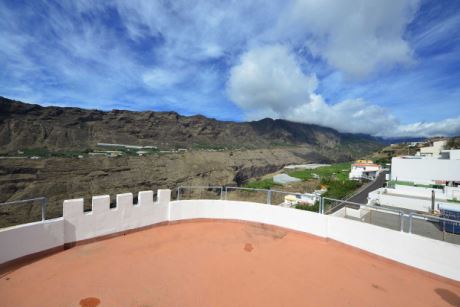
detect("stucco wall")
(0, 218), (64, 264)
(170, 200), (328, 238)
(1, 191), (459, 281)
(63, 190), (169, 243)
(327, 215), (459, 280)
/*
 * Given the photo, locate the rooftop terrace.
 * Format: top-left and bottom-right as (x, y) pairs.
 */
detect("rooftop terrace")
(0, 189), (460, 306)
(2, 220), (460, 307)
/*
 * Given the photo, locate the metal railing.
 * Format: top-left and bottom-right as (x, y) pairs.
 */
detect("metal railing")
(407, 212), (460, 243)
(225, 186), (273, 204)
(176, 186), (224, 201)
(176, 185), (320, 212)
(0, 197), (48, 228)
(0, 197), (47, 226)
(327, 197), (460, 244)
(325, 197), (406, 231)
(3, 186), (459, 245)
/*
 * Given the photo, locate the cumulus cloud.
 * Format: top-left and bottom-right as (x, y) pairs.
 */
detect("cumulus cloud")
(228, 45), (317, 114)
(276, 0), (420, 78)
(227, 44), (460, 137)
(1, 0), (459, 137)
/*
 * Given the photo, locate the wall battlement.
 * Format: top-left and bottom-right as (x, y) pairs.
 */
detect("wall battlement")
(63, 190), (170, 243)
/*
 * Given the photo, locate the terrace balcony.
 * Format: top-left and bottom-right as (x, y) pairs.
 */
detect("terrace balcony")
(1, 188), (459, 306)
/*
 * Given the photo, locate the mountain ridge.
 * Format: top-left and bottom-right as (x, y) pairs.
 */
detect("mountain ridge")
(0, 96), (385, 155)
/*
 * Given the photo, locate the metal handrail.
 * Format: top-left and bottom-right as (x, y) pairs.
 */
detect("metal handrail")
(224, 186), (271, 204)
(177, 186), (224, 200)
(224, 186), (315, 196)
(224, 186), (317, 205)
(322, 197), (405, 215)
(410, 213), (460, 224)
(173, 185), (460, 240)
(0, 197), (47, 221)
(407, 212), (460, 241)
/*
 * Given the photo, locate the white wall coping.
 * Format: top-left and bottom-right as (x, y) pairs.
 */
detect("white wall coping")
(1, 191), (459, 282)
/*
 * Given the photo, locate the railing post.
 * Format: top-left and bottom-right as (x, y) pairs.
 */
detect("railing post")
(408, 213), (413, 234)
(220, 187), (223, 200)
(225, 186), (228, 200)
(399, 211), (404, 232)
(41, 197), (47, 221)
(443, 220), (446, 241)
(319, 196), (323, 214)
(267, 190), (272, 205)
(177, 187), (181, 201)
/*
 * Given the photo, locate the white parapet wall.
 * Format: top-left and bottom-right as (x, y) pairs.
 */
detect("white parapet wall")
(0, 218), (64, 264)
(170, 200), (328, 238)
(63, 190), (169, 243)
(327, 216), (460, 280)
(1, 189), (460, 281)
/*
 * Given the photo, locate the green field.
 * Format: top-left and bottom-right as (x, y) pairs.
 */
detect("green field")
(244, 178), (280, 190)
(243, 162), (362, 200)
(288, 162), (352, 181)
(288, 162), (362, 199)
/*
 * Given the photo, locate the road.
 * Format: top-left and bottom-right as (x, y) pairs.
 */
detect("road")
(346, 170), (388, 205)
(326, 171), (388, 213)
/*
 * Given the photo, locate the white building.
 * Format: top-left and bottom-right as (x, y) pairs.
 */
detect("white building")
(390, 154), (460, 184)
(417, 140), (447, 158)
(368, 150), (460, 213)
(349, 161), (381, 180)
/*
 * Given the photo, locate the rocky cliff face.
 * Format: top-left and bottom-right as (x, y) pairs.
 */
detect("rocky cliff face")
(0, 147), (326, 226)
(0, 97), (384, 226)
(0, 97), (382, 152)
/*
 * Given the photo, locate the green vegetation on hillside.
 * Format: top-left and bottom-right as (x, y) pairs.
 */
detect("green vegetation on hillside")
(244, 178), (280, 190)
(288, 162), (351, 181)
(243, 162), (363, 200)
(288, 162), (362, 199)
(21, 148), (88, 158)
(321, 178), (362, 199)
(446, 138), (460, 149)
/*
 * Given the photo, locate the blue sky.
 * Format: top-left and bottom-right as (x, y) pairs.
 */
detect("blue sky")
(0, 0), (459, 137)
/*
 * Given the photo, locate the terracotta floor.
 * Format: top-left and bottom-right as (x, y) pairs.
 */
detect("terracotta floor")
(1, 220), (459, 307)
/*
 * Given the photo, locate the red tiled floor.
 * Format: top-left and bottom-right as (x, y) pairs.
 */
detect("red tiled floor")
(1, 220), (459, 306)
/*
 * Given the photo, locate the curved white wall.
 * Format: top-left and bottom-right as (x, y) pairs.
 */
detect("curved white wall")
(1, 191), (460, 282)
(0, 218), (64, 264)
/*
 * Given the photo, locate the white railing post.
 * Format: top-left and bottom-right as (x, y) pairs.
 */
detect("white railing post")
(41, 197), (47, 221)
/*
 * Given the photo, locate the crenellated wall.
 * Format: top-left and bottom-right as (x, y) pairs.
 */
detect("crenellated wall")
(63, 190), (170, 243)
(1, 189), (460, 282)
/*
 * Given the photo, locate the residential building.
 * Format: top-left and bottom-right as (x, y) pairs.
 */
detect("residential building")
(368, 150), (460, 213)
(349, 160), (381, 180)
(416, 140), (447, 158)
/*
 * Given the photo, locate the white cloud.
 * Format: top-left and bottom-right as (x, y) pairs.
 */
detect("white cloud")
(276, 0), (420, 78)
(2, 0), (459, 137)
(227, 44), (460, 137)
(396, 118), (460, 138)
(228, 45), (317, 114)
(143, 68), (184, 89)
